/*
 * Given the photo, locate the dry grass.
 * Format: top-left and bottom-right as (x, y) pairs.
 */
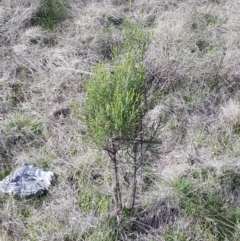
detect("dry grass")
(1, 0), (240, 240)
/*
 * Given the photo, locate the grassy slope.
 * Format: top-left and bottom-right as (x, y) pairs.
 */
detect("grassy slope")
(0, 0), (240, 240)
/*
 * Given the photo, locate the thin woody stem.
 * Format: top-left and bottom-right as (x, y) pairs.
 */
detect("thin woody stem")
(107, 142), (122, 218)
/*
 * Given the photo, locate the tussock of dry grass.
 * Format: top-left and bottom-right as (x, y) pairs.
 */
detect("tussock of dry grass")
(221, 99), (240, 124)
(1, 0), (240, 240)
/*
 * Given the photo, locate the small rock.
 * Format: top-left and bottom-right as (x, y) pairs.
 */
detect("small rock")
(0, 164), (54, 197)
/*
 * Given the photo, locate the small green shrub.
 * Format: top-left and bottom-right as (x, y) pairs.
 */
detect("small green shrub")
(33, 0), (69, 30)
(83, 20), (151, 216)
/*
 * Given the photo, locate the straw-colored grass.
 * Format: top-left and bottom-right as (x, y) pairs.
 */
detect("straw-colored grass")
(1, 0), (240, 240)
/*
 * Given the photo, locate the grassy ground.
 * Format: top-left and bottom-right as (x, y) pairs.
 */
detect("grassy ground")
(1, 0), (240, 240)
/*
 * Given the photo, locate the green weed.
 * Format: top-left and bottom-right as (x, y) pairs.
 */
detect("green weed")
(0, 168), (11, 180)
(9, 82), (26, 105)
(77, 190), (112, 214)
(233, 123), (240, 136)
(5, 113), (43, 136)
(81, 216), (120, 241)
(165, 230), (188, 241)
(172, 168), (240, 240)
(16, 66), (33, 81)
(76, 169), (113, 214)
